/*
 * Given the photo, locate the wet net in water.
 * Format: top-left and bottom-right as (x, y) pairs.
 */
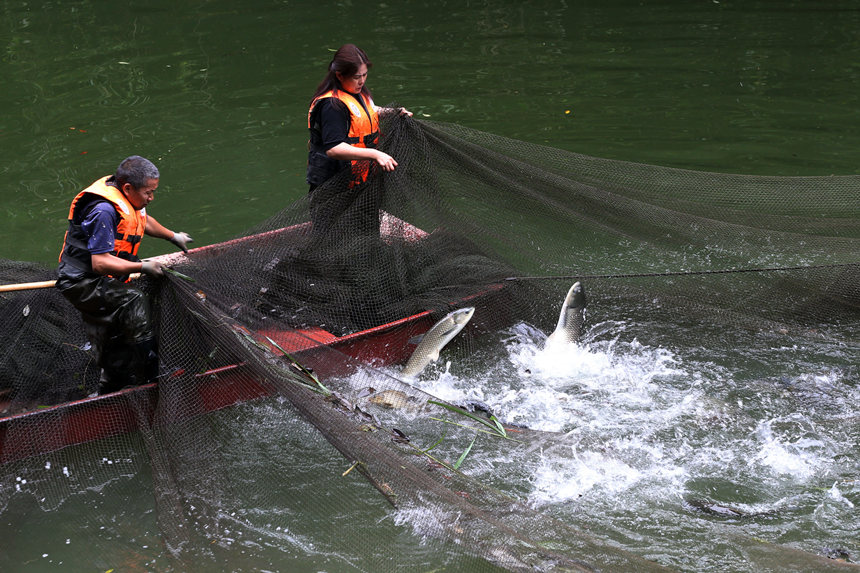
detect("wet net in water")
(1, 115), (858, 571)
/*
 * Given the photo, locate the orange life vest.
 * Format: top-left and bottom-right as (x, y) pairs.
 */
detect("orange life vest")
(59, 176), (147, 280)
(307, 89), (380, 187)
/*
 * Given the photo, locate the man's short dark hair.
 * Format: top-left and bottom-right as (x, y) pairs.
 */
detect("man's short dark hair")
(115, 156), (159, 188)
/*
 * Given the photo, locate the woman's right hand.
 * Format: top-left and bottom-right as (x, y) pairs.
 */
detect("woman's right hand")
(374, 150), (399, 171)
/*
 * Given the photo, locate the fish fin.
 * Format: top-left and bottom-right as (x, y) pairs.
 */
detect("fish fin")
(407, 334), (424, 346)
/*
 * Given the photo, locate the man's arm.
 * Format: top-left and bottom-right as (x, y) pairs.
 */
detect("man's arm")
(146, 215), (193, 253)
(81, 203), (148, 276)
(91, 252), (152, 276)
(144, 215), (172, 240)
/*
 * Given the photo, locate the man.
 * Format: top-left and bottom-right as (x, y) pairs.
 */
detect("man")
(56, 155), (193, 394)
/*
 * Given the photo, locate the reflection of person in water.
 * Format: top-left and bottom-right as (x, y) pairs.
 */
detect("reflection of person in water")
(306, 43), (411, 236)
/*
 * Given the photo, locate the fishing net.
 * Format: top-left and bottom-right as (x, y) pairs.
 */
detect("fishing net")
(1, 113), (858, 571)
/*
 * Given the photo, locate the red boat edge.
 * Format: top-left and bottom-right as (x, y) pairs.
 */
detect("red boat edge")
(0, 288), (508, 464)
(0, 215), (511, 465)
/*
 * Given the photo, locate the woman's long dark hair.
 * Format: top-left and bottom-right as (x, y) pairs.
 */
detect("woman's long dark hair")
(311, 44), (373, 103)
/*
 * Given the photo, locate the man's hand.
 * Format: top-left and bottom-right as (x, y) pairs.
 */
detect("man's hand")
(141, 261), (165, 277)
(170, 231), (194, 253)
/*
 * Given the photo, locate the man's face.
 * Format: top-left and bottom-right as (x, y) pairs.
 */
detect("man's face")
(123, 178), (158, 210)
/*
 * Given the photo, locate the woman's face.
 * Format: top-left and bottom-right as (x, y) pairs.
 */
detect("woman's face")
(337, 63), (368, 94)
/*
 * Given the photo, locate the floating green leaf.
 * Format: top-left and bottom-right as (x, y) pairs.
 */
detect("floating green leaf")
(265, 336), (331, 395)
(453, 434), (478, 469)
(163, 266), (195, 282)
(428, 400), (507, 438)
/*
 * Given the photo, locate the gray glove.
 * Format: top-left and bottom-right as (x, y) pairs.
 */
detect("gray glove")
(141, 261), (165, 277)
(170, 231), (194, 253)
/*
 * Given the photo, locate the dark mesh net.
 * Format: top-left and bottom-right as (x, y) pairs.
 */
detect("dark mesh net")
(1, 114), (858, 571)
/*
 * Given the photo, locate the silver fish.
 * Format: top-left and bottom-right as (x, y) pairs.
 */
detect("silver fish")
(401, 307), (475, 378)
(545, 281), (586, 346)
(367, 389), (418, 410)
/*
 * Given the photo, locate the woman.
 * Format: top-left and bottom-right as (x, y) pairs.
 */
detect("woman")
(306, 44), (411, 194)
(286, 45), (415, 329)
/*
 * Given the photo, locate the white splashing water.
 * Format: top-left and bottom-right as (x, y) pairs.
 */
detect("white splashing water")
(402, 319), (858, 569)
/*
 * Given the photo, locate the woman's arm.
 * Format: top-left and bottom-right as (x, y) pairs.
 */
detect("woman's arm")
(326, 142), (399, 171)
(374, 105), (413, 117)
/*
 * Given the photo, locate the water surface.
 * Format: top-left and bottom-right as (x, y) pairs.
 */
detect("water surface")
(2, 0), (860, 264)
(1, 1), (858, 571)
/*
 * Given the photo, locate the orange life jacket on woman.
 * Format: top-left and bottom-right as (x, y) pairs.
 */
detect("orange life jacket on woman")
(307, 89), (380, 187)
(59, 176), (147, 280)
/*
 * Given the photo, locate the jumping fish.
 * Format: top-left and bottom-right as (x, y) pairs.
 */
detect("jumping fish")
(401, 307), (475, 378)
(545, 281), (586, 347)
